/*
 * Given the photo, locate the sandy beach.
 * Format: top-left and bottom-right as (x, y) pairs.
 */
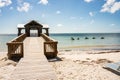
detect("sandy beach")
(50, 49), (120, 80)
(0, 52), (17, 80)
(0, 50), (120, 80)
(1, 0), (120, 79)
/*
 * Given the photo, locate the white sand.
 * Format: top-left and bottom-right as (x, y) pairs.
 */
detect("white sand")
(50, 50), (120, 80)
(0, 50), (120, 80)
(0, 52), (17, 80)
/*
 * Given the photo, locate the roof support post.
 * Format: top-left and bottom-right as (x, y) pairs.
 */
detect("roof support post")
(18, 28), (22, 36)
(45, 28), (49, 36)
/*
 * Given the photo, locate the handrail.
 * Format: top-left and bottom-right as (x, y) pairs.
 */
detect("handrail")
(41, 33), (58, 59)
(9, 34), (26, 42)
(7, 42), (23, 44)
(41, 33), (57, 41)
(7, 34), (26, 60)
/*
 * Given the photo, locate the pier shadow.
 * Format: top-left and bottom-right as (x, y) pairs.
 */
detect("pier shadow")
(48, 57), (62, 62)
(8, 56), (22, 62)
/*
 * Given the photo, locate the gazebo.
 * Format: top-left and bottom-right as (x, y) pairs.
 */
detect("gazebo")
(17, 20), (49, 37)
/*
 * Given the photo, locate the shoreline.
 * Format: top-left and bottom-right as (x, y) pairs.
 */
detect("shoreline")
(2, 45), (120, 54)
(58, 45), (120, 51)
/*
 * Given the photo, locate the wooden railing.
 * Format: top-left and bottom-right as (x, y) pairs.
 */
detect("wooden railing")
(7, 34), (26, 59)
(41, 34), (58, 59)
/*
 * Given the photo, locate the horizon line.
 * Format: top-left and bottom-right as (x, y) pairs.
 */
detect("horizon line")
(0, 32), (120, 35)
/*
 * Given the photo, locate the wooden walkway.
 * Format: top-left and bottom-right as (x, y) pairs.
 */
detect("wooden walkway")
(9, 37), (57, 80)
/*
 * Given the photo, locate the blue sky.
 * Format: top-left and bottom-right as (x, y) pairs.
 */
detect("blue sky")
(0, 0), (120, 33)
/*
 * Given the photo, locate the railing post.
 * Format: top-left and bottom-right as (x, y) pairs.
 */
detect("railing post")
(44, 42), (46, 55)
(55, 42), (58, 56)
(7, 34), (26, 60)
(41, 33), (58, 59)
(21, 43), (24, 57)
(7, 44), (11, 59)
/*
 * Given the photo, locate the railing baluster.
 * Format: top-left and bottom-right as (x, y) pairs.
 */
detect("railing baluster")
(7, 34), (26, 60)
(41, 33), (58, 58)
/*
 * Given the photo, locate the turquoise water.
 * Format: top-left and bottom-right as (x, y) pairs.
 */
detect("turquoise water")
(0, 34), (17, 52)
(50, 33), (120, 50)
(0, 33), (120, 52)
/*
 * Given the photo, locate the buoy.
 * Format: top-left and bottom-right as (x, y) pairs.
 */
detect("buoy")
(92, 37), (95, 39)
(101, 37), (104, 39)
(77, 37), (79, 40)
(71, 37), (75, 40)
(85, 37), (89, 39)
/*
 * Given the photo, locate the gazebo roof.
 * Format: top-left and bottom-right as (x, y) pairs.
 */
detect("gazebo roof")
(24, 20), (43, 27)
(17, 20), (49, 29)
(17, 20), (50, 36)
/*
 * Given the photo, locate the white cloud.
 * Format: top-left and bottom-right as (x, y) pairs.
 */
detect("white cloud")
(56, 24), (63, 27)
(89, 12), (93, 17)
(38, 0), (48, 5)
(101, 0), (120, 13)
(0, 0), (12, 8)
(43, 24), (49, 28)
(111, 2), (120, 13)
(110, 23), (115, 26)
(89, 12), (94, 17)
(9, 6), (13, 10)
(90, 19), (94, 24)
(17, 2), (30, 12)
(18, 0), (23, 3)
(41, 13), (45, 18)
(84, 0), (93, 3)
(56, 10), (61, 14)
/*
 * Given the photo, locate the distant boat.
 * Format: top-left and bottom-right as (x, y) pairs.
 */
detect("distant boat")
(101, 37), (104, 39)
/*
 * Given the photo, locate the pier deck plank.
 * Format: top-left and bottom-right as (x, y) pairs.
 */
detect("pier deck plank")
(9, 37), (57, 80)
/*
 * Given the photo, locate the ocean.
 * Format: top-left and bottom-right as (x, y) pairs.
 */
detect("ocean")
(0, 34), (17, 52)
(50, 33), (120, 50)
(0, 33), (120, 52)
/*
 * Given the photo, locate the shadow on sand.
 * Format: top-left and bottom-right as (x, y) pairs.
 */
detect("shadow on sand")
(48, 57), (62, 62)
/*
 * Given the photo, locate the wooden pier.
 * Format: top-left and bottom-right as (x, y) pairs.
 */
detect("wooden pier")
(7, 20), (58, 80)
